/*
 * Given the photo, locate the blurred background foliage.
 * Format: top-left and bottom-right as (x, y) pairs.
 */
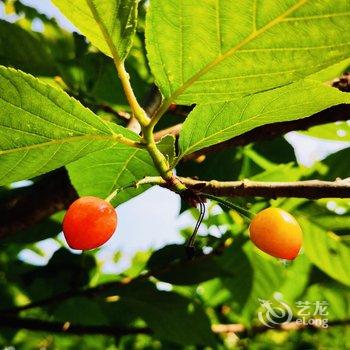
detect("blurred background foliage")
(0, 0), (349, 349)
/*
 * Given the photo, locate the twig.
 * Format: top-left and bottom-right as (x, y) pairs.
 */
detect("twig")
(154, 123), (182, 141)
(0, 169), (77, 239)
(1, 242), (223, 314)
(0, 315), (151, 337)
(97, 103), (130, 122)
(177, 177), (350, 199)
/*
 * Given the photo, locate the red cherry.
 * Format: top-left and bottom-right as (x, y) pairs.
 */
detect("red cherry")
(63, 196), (117, 250)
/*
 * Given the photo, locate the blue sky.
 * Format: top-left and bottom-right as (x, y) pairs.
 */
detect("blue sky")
(1, 0), (349, 273)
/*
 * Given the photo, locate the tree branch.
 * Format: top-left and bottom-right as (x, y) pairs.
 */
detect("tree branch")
(1, 78), (349, 239)
(186, 103), (350, 159)
(0, 169), (77, 239)
(153, 103), (350, 158)
(154, 123), (182, 141)
(177, 177), (350, 199)
(1, 242), (228, 314)
(0, 315), (151, 337)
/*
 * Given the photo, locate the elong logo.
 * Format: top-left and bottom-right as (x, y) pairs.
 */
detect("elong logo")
(258, 293), (329, 328)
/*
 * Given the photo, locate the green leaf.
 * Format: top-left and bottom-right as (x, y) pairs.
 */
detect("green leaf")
(66, 145), (157, 205)
(53, 297), (109, 325)
(197, 278), (232, 308)
(250, 163), (303, 182)
(6, 1), (77, 63)
(318, 147), (350, 180)
(157, 135), (176, 165)
(300, 121), (350, 141)
(8, 249), (96, 300)
(0, 212), (64, 246)
(117, 281), (216, 346)
(308, 57), (350, 82)
(240, 244), (286, 321)
(0, 20), (57, 76)
(146, 0), (350, 104)
(147, 244), (230, 285)
(252, 137), (297, 165)
(303, 282), (350, 320)
(296, 201), (350, 233)
(147, 240), (254, 303)
(67, 135), (170, 205)
(0, 66), (137, 185)
(177, 147), (242, 181)
(278, 254), (312, 304)
(178, 80), (350, 157)
(300, 219), (350, 287)
(66, 53), (149, 109)
(52, 0), (139, 61)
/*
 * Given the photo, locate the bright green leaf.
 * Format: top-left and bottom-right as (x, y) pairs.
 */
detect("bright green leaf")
(300, 219), (350, 287)
(66, 145), (157, 205)
(240, 244), (286, 321)
(66, 135), (171, 205)
(308, 57), (350, 82)
(52, 0), (139, 61)
(179, 80), (350, 157)
(147, 0), (350, 104)
(300, 121), (350, 142)
(303, 282), (350, 320)
(157, 135), (176, 165)
(0, 66), (137, 185)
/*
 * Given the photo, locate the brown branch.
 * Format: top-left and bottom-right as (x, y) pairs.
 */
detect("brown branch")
(0, 168), (77, 239)
(97, 103), (130, 123)
(1, 275), (137, 314)
(1, 243), (227, 314)
(154, 123), (182, 141)
(0, 315), (347, 338)
(178, 177), (350, 199)
(186, 103), (350, 159)
(0, 315), (151, 337)
(1, 102), (349, 239)
(1, 79), (349, 239)
(152, 103), (350, 159)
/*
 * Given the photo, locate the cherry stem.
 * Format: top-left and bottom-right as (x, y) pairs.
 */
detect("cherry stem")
(105, 183), (136, 203)
(186, 201), (206, 259)
(202, 194), (254, 220)
(104, 177), (166, 204)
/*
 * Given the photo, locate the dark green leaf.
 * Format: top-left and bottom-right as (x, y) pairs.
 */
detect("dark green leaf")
(0, 20), (57, 76)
